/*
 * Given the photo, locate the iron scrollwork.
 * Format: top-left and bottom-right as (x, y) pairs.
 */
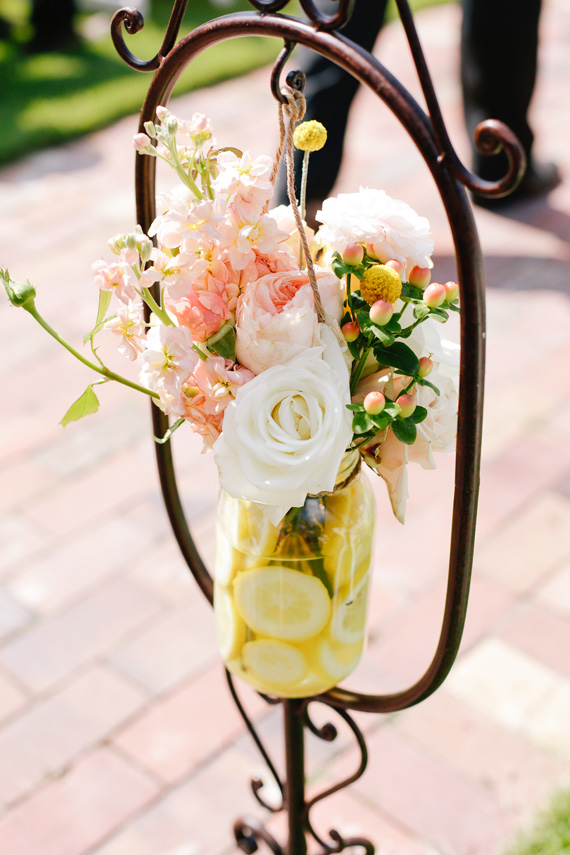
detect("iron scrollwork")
(109, 0), (516, 851)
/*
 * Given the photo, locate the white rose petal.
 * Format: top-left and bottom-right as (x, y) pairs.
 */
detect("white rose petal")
(214, 326), (352, 524)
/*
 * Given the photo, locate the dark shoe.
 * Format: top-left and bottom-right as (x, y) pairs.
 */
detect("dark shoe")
(472, 160), (561, 209)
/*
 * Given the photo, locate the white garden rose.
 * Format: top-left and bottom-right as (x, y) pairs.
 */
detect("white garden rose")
(213, 325), (353, 524)
(315, 187), (433, 278)
(408, 372), (458, 469)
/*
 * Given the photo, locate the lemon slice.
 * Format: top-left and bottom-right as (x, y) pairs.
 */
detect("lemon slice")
(215, 528), (241, 586)
(330, 572), (370, 645)
(305, 636), (364, 685)
(242, 639), (308, 690)
(214, 583), (247, 661)
(234, 566), (331, 641)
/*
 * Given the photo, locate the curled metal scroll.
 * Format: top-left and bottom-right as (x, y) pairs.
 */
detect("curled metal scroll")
(133, 9), (490, 714)
(111, 0), (189, 71)
(301, 701), (373, 854)
(393, 0), (525, 197)
(226, 670), (285, 813)
(234, 816), (284, 854)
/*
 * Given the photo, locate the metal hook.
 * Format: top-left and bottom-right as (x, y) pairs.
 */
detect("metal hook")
(270, 40), (306, 104)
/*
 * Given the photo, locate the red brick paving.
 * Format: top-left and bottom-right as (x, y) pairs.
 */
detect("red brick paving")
(1, 0), (570, 853)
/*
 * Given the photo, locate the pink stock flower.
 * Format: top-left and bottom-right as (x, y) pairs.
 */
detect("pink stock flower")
(214, 151), (274, 211)
(104, 301), (146, 361)
(235, 267), (344, 375)
(166, 287), (233, 342)
(182, 357), (254, 447)
(140, 323), (198, 414)
(268, 204), (316, 264)
(218, 211), (288, 271)
(92, 259), (137, 304)
(149, 191), (223, 250)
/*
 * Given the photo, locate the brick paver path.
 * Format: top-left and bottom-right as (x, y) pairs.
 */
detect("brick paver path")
(1, 1), (570, 853)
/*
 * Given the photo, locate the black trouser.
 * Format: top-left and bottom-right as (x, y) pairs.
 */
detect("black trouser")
(277, 0), (542, 202)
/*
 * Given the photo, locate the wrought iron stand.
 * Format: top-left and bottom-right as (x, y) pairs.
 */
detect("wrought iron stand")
(110, 1), (524, 852)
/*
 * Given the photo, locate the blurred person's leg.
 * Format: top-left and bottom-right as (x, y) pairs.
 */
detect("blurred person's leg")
(275, 0), (388, 217)
(461, 0), (559, 199)
(30, 0), (77, 51)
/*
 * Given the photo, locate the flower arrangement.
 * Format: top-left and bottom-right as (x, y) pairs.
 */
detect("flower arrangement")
(2, 105), (459, 696)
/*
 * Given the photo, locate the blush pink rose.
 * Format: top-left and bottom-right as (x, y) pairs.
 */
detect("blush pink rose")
(235, 267), (344, 375)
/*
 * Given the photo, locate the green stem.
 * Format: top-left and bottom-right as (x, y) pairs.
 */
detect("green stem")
(300, 150), (310, 222)
(168, 141), (204, 200)
(350, 346), (370, 395)
(27, 303), (159, 400)
(141, 287), (174, 327)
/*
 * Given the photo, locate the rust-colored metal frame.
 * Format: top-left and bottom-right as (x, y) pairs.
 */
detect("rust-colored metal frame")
(111, 1), (524, 852)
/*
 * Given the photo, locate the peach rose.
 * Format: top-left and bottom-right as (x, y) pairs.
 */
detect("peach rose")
(235, 267), (343, 375)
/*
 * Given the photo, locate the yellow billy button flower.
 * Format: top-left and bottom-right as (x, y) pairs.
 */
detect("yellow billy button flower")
(293, 121), (328, 152)
(360, 264), (402, 306)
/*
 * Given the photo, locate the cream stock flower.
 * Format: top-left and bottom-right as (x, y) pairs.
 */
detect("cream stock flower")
(315, 187), (433, 278)
(235, 267), (344, 375)
(214, 325), (352, 524)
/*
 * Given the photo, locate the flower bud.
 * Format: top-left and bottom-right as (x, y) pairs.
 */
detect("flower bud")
(369, 299), (393, 326)
(418, 356), (433, 378)
(156, 106), (169, 121)
(397, 393), (416, 419)
(138, 239), (153, 265)
(133, 133), (151, 153)
(1, 268), (36, 309)
(384, 259), (403, 277)
(166, 116), (179, 137)
(343, 243), (364, 266)
(126, 232), (137, 250)
(364, 391), (386, 415)
(444, 280), (460, 302)
(409, 266), (431, 288)
(341, 320), (360, 342)
(423, 282), (446, 308)
(108, 233), (126, 254)
(143, 121), (157, 138)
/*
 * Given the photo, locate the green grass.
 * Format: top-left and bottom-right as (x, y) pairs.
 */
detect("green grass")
(0, 0), (454, 166)
(506, 788), (570, 855)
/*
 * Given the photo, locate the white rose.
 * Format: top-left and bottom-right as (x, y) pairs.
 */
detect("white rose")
(315, 187), (433, 278)
(408, 372), (458, 469)
(214, 325), (353, 524)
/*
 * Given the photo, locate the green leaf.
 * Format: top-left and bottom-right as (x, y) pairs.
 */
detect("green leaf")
(429, 307), (449, 323)
(372, 341), (420, 376)
(350, 292), (369, 313)
(370, 326), (395, 346)
(346, 339), (362, 360)
(446, 302), (461, 313)
(410, 405), (428, 424)
(207, 325), (235, 360)
(384, 318), (402, 335)
(346, 403), (365, 412)
(400, 282), (425, 301)
(95, 289), (112, 329)
(60, 385), (99, 427)
(154, 417), (186, 444)
(413, 303), (430, 321)
(392, 417), (417, 445)
(418, 378), (440, 395)
(352, 410), (374, 435)
(369, 412), (392, 430)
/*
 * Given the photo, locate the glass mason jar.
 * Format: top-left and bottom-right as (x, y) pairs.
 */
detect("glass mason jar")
(214, 451), (375, 698)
